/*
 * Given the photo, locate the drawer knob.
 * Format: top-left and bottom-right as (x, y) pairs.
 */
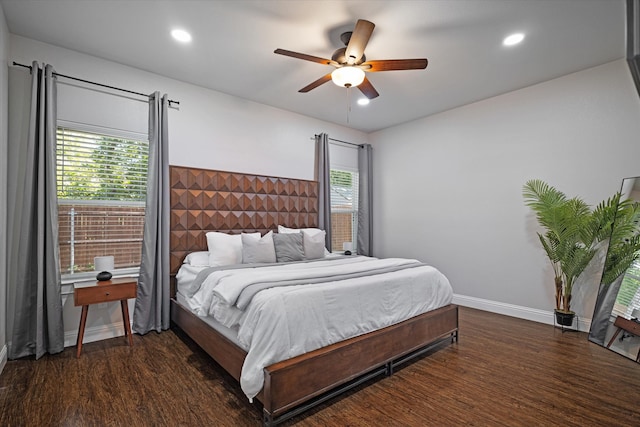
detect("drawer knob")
(106, 292), (110, 296)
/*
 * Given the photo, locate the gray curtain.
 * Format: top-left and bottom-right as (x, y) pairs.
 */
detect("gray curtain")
(133, 92), (170, 334)
(589, 275), (624, 345)
(315, 133), (332, 251)
(7, 61), (64, 359)
(627, 0), (640, 97)
(357, 144), (373, 256)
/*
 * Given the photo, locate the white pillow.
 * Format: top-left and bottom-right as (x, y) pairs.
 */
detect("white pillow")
(242, 231), (277, 263)
(278, 225), (324, 236)
(206, 231), (260, 266)
(301, 229), (326, 260)
(183, 251), (210, 266)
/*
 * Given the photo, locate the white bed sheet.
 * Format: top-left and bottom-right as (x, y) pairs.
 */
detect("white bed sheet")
(175, 291), (245, 350)
(175, 263), (208, 297)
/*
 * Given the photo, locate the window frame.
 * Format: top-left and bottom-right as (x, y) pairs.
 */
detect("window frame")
(329, 167), (359, 253)
(56, 121), (149, 283)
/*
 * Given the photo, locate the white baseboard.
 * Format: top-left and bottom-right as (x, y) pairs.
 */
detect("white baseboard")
(0, 344), (6, 375)
(61, 296), (590, 348)
(453, 294), (592, 333)
(64, 321), (132, 348)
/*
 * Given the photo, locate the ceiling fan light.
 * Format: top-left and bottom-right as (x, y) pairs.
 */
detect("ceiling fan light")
(331, 67), (365, 88)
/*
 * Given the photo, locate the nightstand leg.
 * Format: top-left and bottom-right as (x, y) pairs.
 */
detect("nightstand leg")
(120, 299), (133, 347)
(76, 305), (89, 358)
(606, 327), (622, 348)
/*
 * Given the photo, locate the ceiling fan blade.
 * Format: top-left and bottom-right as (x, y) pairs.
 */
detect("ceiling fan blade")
(362, 59), (428, 72)
(345, 19), (375, 65)
(299, 73), (333, 93)
(274, 48), (337, 66)
(357, 76), (379, 99)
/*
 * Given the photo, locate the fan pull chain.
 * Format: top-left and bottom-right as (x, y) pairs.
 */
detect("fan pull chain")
(346, 86), (351, 124)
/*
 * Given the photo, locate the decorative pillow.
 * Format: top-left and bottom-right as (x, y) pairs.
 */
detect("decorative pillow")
(278, 225), (330, 255)
(206, 231), (260, 266)
(278, 225), (323, 236)
(302, 229), (326, 260)
(272, 232), (305, 262)
(242, 231), (277, 264)
(183, 251), (210, 266)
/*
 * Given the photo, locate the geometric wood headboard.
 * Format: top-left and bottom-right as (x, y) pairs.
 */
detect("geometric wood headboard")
(169, 165), (318, 275)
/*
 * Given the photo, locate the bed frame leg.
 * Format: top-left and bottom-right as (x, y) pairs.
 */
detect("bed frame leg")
(263, 409), (273, 427)
(385, 361), (393, 376)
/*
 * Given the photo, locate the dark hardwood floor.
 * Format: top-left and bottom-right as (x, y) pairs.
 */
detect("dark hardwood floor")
(1, 307), (639, 426)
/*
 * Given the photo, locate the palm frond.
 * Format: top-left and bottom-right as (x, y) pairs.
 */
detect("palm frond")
(601, 199), (640, 286)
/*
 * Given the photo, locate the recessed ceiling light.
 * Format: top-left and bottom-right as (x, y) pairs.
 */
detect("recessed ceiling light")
(503, 33), (525, 46)
(357, 98), (370, 106)
(171, 29), (192, 43)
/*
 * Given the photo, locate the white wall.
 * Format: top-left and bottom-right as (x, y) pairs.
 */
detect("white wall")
(370, 59), (640, 329)
(0, 2), (9, 372)
(8, 35), (368, 347)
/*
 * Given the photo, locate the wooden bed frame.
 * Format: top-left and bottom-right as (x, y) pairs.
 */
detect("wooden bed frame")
(168, 165), (459, 425)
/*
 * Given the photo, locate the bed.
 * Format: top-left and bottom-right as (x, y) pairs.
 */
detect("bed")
(169, 166), (459, 425)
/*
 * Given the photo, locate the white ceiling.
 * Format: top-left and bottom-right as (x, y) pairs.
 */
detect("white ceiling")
(1, 0), (626, 133)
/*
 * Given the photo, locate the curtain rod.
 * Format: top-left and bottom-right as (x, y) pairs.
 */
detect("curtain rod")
(12, 61), (180, 106)
(312, 134), (363, 148)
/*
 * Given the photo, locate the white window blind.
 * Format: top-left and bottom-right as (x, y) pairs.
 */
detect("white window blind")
(612, 262), (640, 318)
(56, 127), (148, 277)
(330, 169), (359, 253)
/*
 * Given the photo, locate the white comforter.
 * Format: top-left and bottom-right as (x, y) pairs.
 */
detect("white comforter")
(182, 256), (453, 400)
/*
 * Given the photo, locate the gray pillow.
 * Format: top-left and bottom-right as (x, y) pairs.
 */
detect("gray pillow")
(242, 231), (277, 264)
(273, 232), (305, 262)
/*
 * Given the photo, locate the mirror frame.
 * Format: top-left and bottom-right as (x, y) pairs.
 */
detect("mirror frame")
(588, 177), (640, 362)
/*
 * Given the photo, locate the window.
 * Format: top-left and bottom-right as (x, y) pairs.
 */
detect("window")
(330, 169), (358, 252)
(56, 127), (148, 279)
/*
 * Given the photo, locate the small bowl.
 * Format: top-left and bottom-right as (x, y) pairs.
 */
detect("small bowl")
(96, 271), (112, 281)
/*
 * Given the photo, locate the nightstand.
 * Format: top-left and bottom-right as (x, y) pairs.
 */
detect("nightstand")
(74, 277), (137, 358)
(606, 315), (640, 362)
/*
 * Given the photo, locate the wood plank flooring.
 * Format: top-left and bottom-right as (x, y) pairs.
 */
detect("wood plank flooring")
(1, 307), (639, 426)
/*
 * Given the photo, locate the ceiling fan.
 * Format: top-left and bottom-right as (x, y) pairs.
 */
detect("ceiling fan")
(274, 19), (428, 99)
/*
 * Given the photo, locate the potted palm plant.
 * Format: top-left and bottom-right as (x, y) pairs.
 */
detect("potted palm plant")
(522, 180), (618, 326)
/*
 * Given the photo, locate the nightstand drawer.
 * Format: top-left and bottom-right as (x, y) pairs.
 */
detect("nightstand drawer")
(74, 279), (137, 306)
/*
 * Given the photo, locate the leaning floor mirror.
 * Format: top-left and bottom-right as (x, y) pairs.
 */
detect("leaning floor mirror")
(589, 177), (640, 362)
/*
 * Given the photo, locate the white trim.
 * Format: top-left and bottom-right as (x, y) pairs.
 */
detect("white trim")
(0, 344), (7, 375)
(453, 294), (592, 333)
(64, 320), (133, 348)
(62, 294), (593, 349)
